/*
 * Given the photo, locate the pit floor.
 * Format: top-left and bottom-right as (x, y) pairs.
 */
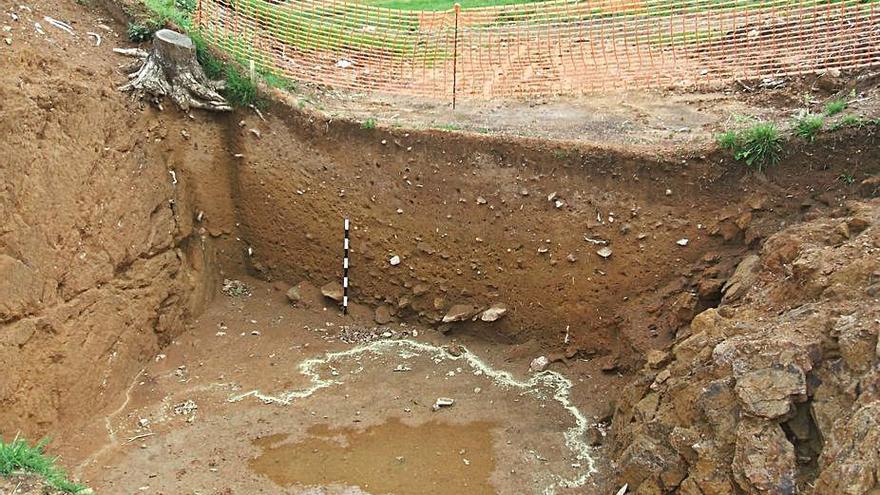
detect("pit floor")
(66, 278), (624, 495)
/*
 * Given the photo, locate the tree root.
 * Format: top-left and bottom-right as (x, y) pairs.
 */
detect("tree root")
(115, 30), (231, 112)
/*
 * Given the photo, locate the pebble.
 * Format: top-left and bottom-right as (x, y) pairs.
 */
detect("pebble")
(677, 238), (689, 246)
(432, 397), (455, 411)
(480, 303), (508, 322)
(389, 255), (401, 266)
(530, 356), (549, 372)
(596, 247), (613, 258)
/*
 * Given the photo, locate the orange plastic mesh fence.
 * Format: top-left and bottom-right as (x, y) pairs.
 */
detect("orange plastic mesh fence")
(195, 0), (880, 101)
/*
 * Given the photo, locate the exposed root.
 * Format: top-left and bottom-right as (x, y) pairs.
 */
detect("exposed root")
(115, 30), (230, 112)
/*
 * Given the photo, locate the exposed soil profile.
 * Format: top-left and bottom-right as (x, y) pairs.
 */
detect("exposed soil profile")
(1, 0), (879, 494)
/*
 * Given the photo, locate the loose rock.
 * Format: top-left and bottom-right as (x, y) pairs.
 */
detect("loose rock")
(374, 305), (392, 325)
(480, 303), (508, 322)
(432, 397), (455, 411)
(443, 304), (476, 323)
(530, 355), (550, 372)
(286, 286), (302, 305)
(321, 281), (344, 302)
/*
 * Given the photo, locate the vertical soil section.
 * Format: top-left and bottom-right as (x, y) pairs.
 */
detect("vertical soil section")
(0, 6), (242, 439)
(229, 104), (880, 359)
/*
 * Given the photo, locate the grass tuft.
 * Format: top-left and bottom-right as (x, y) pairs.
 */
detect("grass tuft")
(0, 436), (85, 493)
(223, 67), (259, 107)
(717, 130), (738, 150)
(126, 21), (158, 42)
(434, 123), (462, 131)
(361, 118), (377, 130)
(824, 98), (847, 116)
(717, 122), (782, 172)
(174, 0), (196, 13)
(829, 114), (865, 131)
(794, 113), (823, 142)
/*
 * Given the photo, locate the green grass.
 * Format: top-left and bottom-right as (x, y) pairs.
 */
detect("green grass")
(717, 130), (738, 150)
(434, 123), (462, 131)
(367, 0), (880, 14)
(829, 114), (865, 130)
(794, 113), (823, 142)
(717, 122), (782, 172)
(223, 66), (259, 107)
(361, 117), (378, 129)
(0, 436), (85, 493)
(136, 0), (302, 107)
(126, 20), (159, 42)
(368, 0), (534, 10)
(824, 98), (848, 116)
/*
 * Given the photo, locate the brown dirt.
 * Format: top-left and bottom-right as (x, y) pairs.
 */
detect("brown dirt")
(0, 0), (240, 439)
(68, 278), (620, 494)
(1, 0), (879, 493)
(0, 474), (67, 495)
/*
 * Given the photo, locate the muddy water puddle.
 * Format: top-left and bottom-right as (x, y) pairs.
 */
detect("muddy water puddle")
(250, 418), (497, 494)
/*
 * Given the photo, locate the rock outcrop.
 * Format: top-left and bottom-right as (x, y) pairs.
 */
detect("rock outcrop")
(610, 200), (880, 495)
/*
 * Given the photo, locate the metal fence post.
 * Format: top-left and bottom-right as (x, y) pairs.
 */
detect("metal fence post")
(452, 3), (460, 110)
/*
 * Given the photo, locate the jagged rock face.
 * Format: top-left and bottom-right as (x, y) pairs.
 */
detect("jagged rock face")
(610, 200), (880, 495)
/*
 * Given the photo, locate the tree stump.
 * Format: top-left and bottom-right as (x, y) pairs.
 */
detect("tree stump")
(115, 29), (231, 111)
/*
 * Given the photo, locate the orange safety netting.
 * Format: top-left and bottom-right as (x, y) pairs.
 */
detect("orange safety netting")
(194, 0), (880, 102)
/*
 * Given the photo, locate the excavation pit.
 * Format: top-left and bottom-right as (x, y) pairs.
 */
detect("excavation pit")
(2, 1), (880, 494)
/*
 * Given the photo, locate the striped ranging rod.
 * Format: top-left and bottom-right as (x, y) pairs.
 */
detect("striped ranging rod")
(342, 218), (350, 315)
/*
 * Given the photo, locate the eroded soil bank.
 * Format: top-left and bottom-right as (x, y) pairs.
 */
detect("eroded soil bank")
(1, 0), (880, 493)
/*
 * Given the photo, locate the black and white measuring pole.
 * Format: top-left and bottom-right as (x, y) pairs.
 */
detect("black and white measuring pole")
(342, 218), (350, 315)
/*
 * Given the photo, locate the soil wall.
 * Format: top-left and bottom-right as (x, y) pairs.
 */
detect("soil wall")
(231, 101), (880, 359)
(0, 25), (241, 438)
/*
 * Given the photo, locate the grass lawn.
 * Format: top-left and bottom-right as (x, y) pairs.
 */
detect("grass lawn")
(365, 0), (540, 11)
(365, 0), (878, 13)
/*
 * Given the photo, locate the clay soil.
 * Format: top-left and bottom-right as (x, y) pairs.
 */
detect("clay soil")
(1, 0), (880, 493)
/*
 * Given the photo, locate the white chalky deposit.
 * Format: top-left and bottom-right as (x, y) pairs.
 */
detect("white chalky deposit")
(228, 338), (597, 493)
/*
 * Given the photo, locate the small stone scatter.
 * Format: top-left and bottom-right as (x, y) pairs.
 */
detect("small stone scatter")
(173, 400), (198, 416)
(221, 279), (251, 297)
